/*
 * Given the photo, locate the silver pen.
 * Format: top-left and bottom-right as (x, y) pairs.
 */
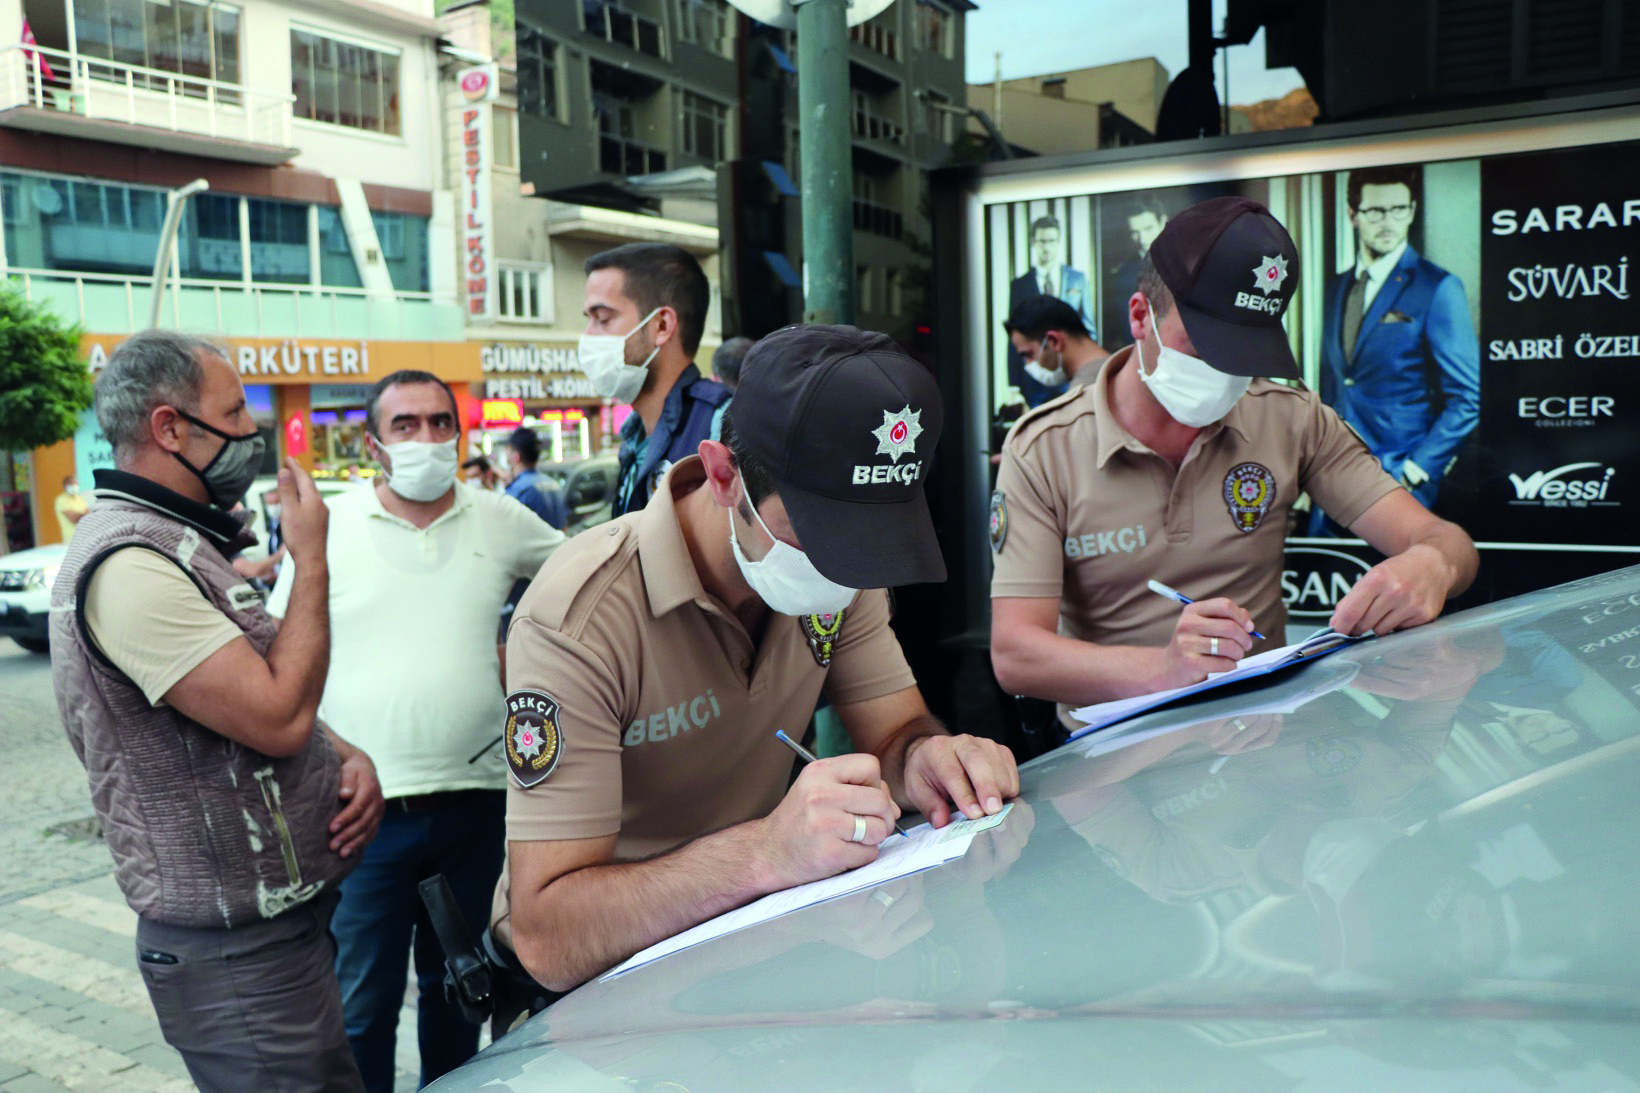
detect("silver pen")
(774, 729), (910, 837)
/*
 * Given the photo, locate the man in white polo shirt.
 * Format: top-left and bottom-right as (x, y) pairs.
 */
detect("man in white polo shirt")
(267, 370), (563, 1091)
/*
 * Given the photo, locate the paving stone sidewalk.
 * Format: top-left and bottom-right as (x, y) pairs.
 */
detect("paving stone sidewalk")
(0, 645), (426, 1092)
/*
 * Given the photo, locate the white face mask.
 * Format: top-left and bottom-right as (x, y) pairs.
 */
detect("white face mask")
(375, 436), (459, 502)
(1135, 304), (1251, 427)
(728, 477), (855, 617)
(578, 307), (662, 404)
(1023, 339), (1068, 387)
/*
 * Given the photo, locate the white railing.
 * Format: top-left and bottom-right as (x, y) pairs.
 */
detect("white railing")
(0, 43), (294, 149)
(3, 266), (454, 339)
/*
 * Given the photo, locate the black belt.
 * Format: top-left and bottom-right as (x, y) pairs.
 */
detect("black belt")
(390, 789), (497, 813)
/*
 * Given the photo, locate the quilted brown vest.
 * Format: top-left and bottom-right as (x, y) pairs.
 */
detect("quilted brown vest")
(50, 482), (355, 928)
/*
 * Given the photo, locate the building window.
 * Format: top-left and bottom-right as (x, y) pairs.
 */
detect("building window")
(675, 0), (732, 57)
(922, 90), (953, 144)
(290, 27), (401, 135)
(517, 28), (560, 122)
(494, 106), (518, 169)
(916, 1), (953, 58)
(178, 193), (242, 281)
(584, 1), (664, 57)
(595, 93), (667, 175)
(497, 262), (549, 323)
(851, 90), (903, 145)
(0, 171), (165, 276)
(73, 0), (241, 94)
(852, 168), (903, 238)
(370, 210), (429, 292)
(317, 206), (362, 288)
(247, 198), (309, 284)
(680, 91), (727, 161)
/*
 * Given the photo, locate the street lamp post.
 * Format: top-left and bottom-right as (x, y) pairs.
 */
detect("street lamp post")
(147, 178), (209, 329)
(792, 0), (854, 326)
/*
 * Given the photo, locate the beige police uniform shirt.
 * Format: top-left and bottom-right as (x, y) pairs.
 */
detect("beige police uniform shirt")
(991, 347), (1399, 657)
(492, 457), (916, 940)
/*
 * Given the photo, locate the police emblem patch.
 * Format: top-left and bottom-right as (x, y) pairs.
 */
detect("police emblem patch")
(800, 610), (846, 667)
(989, 490), (1008, 553)
(503, 689), (564, 789)
(1223, 462), (1276, 534)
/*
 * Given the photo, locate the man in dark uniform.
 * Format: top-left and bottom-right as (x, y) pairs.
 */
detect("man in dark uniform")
(577, 243), (729, 518)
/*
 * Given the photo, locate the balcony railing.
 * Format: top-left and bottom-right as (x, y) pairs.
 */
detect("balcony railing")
(0, 44), (295, 154)
(3, 266), (460, 341)
(852, 107), (904, 145)
(848, 22), (899, 60)
(600, 134), (667, 176)
(853, 199), (903, 239)
(584, 3), (665, 57)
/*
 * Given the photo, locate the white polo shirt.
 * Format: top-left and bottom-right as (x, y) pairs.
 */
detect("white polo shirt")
(268, 481), (563, 797)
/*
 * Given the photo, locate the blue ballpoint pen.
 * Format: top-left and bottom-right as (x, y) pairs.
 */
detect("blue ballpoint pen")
(1147, 579), (1266, 641)
(774, 729), (910, 837)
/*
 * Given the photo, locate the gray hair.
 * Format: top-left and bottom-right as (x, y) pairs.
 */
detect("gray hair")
(96, 330), (226, 462)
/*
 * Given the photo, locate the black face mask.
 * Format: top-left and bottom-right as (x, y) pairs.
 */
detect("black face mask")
(174, 410), (265, 509)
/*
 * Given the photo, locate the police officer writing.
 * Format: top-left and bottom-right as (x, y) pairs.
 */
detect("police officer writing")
(493, 326), (1018, 1015)
(990, 198), (1477, 717)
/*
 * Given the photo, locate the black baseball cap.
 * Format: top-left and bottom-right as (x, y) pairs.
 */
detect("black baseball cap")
(1148, 196), (1301, 380)
(731, 325), (945, 588)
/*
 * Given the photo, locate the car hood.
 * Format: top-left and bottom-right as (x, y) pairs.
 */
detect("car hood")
(434, 565), (1640, 1091)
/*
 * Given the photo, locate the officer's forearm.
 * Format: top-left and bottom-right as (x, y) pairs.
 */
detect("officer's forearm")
(993, 621), (1172, 706)
(512, 826), (770, 993)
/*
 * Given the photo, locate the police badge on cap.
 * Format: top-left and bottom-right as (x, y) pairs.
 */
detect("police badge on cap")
(504, 689), (564, 788)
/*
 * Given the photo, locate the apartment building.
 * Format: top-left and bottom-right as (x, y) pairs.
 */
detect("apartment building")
(0, 0), (470, 546)
(511, 0), (971, 343)
(438, 0), (722, 467)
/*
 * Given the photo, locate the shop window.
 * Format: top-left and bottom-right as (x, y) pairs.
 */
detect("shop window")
(291, 27), (402, 136)
(247, 197), (310, 284)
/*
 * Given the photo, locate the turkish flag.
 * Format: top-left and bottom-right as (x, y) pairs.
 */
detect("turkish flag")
(21, 20), (56, 81)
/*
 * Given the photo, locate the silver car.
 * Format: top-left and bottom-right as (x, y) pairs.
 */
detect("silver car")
(0, 544), (64, 653)
(432, 564), (1640, 1091)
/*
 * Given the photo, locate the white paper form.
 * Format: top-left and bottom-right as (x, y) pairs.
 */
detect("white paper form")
(1068, 629), (1368, 737)
(600, 803), (1015, 981)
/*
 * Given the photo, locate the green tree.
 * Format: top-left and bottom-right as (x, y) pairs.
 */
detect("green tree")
(0, 286), (89, 454)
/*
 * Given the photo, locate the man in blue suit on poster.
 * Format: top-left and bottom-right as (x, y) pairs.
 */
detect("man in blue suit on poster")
(1316, 166), (1479, 531)
(1008, 215), (1099, 407)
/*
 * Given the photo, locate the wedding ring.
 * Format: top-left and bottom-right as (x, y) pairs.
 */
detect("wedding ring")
(871, 889), (896, 909)
(850, 814), (868, 843)
(1210, 637), (1220, 657)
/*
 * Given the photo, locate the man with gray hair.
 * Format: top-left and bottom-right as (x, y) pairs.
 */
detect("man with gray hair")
(49, 328), (382, 1091)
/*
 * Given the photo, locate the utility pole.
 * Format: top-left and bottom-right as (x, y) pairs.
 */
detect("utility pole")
(793, 0), (854, 325)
